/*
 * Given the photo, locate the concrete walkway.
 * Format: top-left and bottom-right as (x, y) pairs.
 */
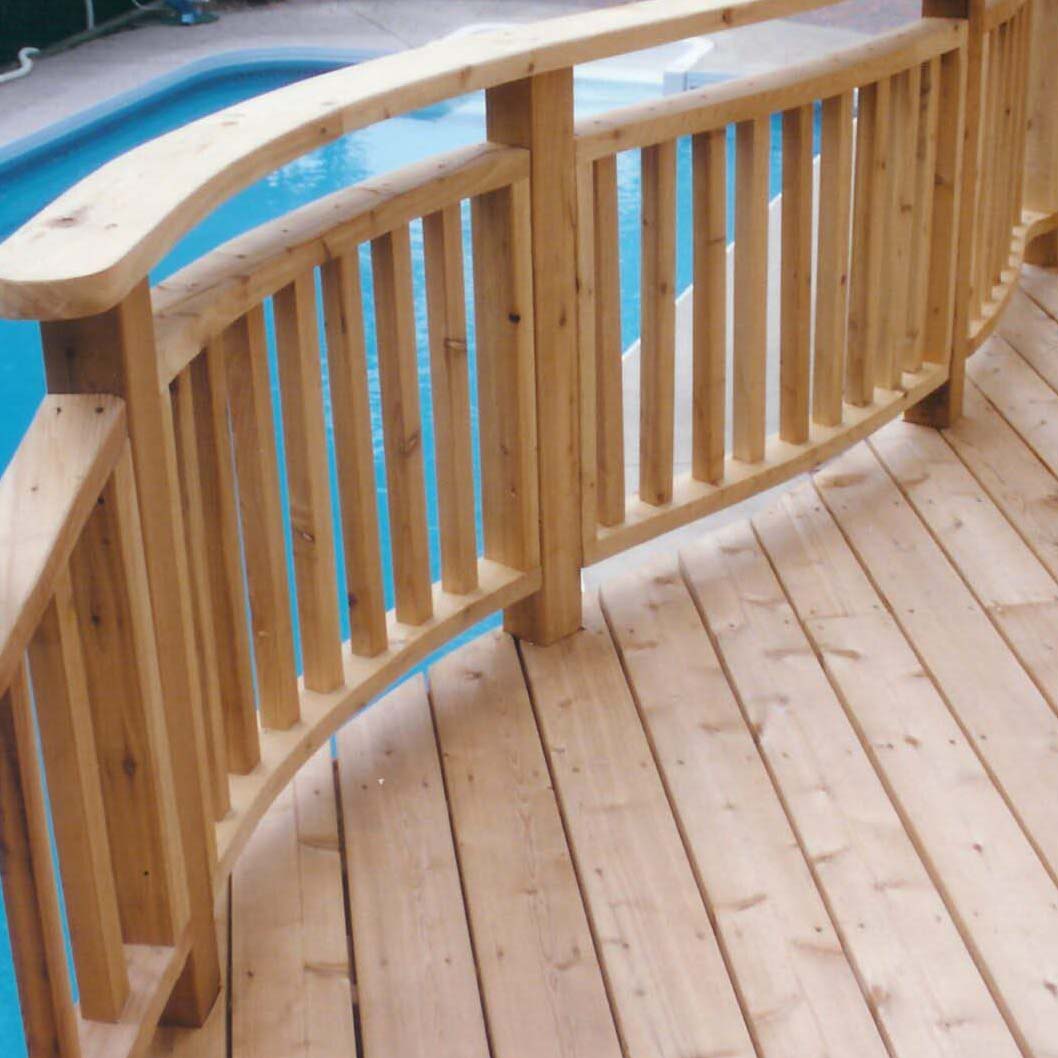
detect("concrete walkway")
(0, 0), (867, 148)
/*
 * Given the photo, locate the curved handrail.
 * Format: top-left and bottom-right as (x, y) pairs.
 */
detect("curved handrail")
(0, 0), (840, 321)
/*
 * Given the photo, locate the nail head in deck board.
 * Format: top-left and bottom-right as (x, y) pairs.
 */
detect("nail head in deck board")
(755, 481), (1058, 1058)
(430, 633), (623, 1058)
(601, 562), (888, 1058)
(337, 676), (490, 1058)
(520, 598), (756, 1058)
(681, 521), (1024, 1058)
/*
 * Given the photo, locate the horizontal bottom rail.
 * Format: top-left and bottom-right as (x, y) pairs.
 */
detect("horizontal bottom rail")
(213, 558), (539, 887)
(588, 362), (947, 564)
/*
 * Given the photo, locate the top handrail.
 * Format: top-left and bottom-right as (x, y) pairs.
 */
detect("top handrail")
(0, 0), (841, 322)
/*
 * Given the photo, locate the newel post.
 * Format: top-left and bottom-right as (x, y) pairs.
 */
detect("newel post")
(486, 70), (584, 645)
(1025, 0), (1058, 263)
(40, 281), (221, 1026)
(906, 0), (985, 428)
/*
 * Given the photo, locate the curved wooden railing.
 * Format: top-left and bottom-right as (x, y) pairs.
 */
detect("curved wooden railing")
(0, 0), (1056, 1055)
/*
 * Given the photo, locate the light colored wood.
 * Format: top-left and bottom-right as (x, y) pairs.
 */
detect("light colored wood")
(904, 56), (941, 371)
(337, 675), (490, 1058)
(592, 155), (625, 525)
(487, 71), (582, 643)
(813, 92), (854, 427)
(576, 18), (966, 162)
(847, 78), (891, 404)
(224, 307), (300, 730)
(0, 663), (82, 1058)
(682, 522), (1025, 1058)
(691, 128), (727, 482)
(147, 894), (228, 1058)
(42, 281), (220, 1025)
(780, 104), (813, 443)
(907, 0), (983, 427)
(373, 226), (434, 626)
(639, 139), (677, 505)
(1024, 0), (1058, 215)
(423, 204), (479, 595)
(170, 371), (229, 823)
(471, 182), (540, 572)
(880, 66), (921, 388)
(995, 286), (1058, 386)
(577, 160), (599, 555)
(0, 0), (859, 321)
(28, 568), (128, 1023)
(945, 378), (1058, 582)
(319, 253), (388, 657)
(520, 598), (756, 1058)
(756, 479), (1058, 1058)
(974, 31), (1000, 309)
(430, 632), (623, 1058)
(733, 116), (770, 462)
(588, 362), (947, 563)
(816, 440), (1058, 881)
(154, 144), (528, 383)
(601, 563), (888, 1058)
(0, 395), (125, 695)
(215, 559), (538, 893)
(69, 449), (190, 948)
(232, 747), (354, 1058)
(189, 344), (260, 774)
(273, 273), (345, 692)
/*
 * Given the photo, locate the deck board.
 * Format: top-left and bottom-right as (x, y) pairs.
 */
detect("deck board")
(682, 522), (1024, 1058)
(755, 482), (1058, 1058)
(336, 675), (490, 1058)
(430, 632), (623, 1058)
(521, 600), (757, 1058)
(601, 561), (889, 1058)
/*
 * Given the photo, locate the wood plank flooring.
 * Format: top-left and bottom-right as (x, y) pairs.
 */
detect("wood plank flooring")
(151, 268), (1058, 1058)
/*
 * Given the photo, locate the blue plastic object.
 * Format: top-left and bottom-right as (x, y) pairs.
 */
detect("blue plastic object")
(164, 0), (218, 26)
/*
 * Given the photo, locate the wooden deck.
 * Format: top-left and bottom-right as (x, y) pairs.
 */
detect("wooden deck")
(151, 266), (1058, 1058)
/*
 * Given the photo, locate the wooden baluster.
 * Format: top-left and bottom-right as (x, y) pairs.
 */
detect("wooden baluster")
(984, 24), (1009, 295)
(41, 279), (219, 1024)
(692, 127), (727, 482)
(907, 0), (977, 428)
(29, 567), (128, 1023)
(373, 226), (433, 626)
(905, 59), (941, 374)
(996, 20), (1017, 280)
(273, 273), (345, 691)
(190, 342), (260, 773)
(847, 79), (891, 406)
(320, 254), (388, 657)
(639, 139), (677, 505)
(813, 92), (854, 426)
(593, 155), (626, 522)
(68, 448), (190, 946)
(423, 205), (479, 595)
(1010, 5), (1031, 228)
(1025, 0), (1058, 248)
(880, 66), (921, 390)
(780, 105), (813, 444)
(486, 70), (581, 645)
(975, 30), (1001, 307)
(577, 160), (599, 554)
(471, 182), (540, 573)
(733, 116), (769, 462)
(0, 663), (82, 1057)
(171, 370), (229, 825)
(224, 306), (300, 730)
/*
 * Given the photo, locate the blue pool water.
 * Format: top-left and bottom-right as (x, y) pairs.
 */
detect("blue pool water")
(0, 52), (806, 1053)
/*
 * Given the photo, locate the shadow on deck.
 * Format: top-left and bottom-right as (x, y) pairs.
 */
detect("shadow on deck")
(151, 267), (1058, 1058)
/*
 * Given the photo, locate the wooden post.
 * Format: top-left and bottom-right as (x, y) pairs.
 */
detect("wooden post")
(906, 0), (984, 427)
(1025, 0), (1058, 263)
(40, 280), (221, 1026)
(485, 70), (583, 644)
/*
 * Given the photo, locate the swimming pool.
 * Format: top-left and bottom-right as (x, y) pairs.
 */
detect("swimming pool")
(0, 48), (799, 1054)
